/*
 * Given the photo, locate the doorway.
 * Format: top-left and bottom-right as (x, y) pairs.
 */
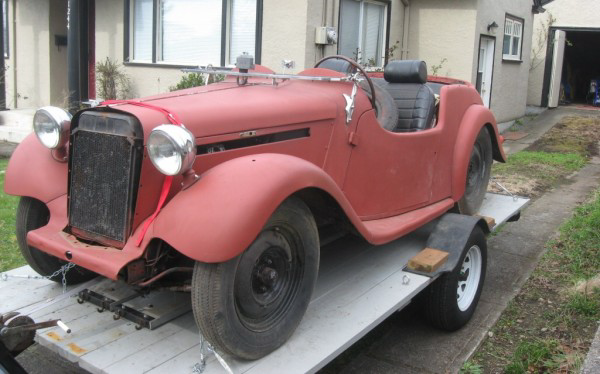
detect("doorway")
(542, 27), (600, 107)
(476, 36), (495, 108)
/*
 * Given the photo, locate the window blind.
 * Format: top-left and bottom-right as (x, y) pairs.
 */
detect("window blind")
(229, 0), (257, 65)
(362, 2), (384, 65)
(133, 0), (153, 61)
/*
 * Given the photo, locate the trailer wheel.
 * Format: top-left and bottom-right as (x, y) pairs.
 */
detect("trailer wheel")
(457, 127), (492, 215)
(424, 226), (487, 331)
(16, 197), (97, 284)
(191, 197), (319, 360)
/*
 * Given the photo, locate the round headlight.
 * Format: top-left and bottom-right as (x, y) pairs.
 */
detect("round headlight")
(147, 125), (196, 176)
(33, 106), (71, 149)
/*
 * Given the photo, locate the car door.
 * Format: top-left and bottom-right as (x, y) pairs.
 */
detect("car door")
(342, 110), (442, 219)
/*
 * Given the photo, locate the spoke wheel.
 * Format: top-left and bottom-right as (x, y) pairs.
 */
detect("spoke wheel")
(191, 197), (319, 360)
(424, 226), (487, 331)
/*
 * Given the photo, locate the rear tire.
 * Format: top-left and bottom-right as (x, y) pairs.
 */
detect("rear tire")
(457, 127), (492, 215)
(424, 226), (487, 331)
(16, 197), (97, 284)
(191, 197), (319, 360)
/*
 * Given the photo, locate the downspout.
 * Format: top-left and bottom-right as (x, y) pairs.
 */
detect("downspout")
(11, 0), (16, 108)
(67, 0), (80, 113)
(0, 0), (6, 110)
(401, 0), (410, 60)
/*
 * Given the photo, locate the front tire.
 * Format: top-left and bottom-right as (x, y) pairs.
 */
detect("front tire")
(191, 197), (319, 360)
(16, 197), (97, 284)
(457, 127), (493, 215)
(424, 226), (487, 331)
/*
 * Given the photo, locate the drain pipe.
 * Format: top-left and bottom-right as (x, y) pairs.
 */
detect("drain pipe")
(67, 0), (80, 113)
(401, 0), (410, 60)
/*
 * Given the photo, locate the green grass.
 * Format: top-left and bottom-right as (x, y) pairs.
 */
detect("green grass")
(459, 361), (483, 374)
(493, 151), (586, 179)
(0, 158), (23, 272)
(567, 291), (600, 317)
(504, 339), (564, 374)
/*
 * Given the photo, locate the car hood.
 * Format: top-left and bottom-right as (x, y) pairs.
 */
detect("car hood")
(94, 79), (342, 140)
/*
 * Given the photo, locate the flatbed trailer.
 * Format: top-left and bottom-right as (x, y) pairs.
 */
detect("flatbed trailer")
(0, 193), (528, 374)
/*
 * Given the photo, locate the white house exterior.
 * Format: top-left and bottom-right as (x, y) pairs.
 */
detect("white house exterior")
(2, 0), (544, 124)
(528, 0), (600, 107)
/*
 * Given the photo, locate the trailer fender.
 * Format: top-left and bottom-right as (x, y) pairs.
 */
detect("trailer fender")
(152, 153), (354, 263)
(4, 134), (68, 203)
(451, 106), (507, 201)
(407, 213), (489, 278)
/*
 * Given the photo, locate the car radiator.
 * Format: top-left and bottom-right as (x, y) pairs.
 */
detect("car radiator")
(68, 111), (143, 247)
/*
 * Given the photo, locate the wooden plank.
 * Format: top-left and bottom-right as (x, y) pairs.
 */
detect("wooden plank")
(79, 313), (196, 374)
(407, 248), (449, 273)
(104, 318), (202, 374)
(477, 215), (496, 230)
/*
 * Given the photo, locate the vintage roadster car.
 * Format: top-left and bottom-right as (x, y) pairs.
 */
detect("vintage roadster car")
(5, 56), (506, 360)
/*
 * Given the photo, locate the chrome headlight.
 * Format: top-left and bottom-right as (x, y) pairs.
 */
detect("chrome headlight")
(147, 125), (196, 176)
(33, 106), (71, 149)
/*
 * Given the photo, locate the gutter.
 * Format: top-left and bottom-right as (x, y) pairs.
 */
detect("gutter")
(401, 0), (410, 60)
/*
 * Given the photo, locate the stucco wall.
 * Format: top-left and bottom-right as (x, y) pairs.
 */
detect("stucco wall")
(4, 0), (52, 108)
(475, 0), (533, 122)
(407, 0), (478, 82)
(527, 0), (600, 106)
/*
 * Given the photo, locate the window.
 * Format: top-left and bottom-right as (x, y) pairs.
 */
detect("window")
(339, 0), (387, 67)
(503, 15), (523, 60)
(129, 0), (260, 66)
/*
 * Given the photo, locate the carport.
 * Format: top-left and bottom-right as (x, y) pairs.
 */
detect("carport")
(542, 27), (600, 107)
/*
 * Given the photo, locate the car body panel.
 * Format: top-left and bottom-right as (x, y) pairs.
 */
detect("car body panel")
(7, 64), (506, 280)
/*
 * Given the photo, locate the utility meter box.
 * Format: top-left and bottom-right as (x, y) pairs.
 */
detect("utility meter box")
(315, 27), (337, 45)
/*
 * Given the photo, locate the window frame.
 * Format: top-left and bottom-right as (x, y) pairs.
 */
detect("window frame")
(502, 14), (524, 62)
(3, 0), (8, 59)
(123, 0), (263, 67)
(337, 0), (391, 68)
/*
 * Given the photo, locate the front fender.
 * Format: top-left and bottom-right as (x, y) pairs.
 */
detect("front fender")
(4, 134), (68, 202)
(451, 106), (506, 201)
(152, 153), (354, 263)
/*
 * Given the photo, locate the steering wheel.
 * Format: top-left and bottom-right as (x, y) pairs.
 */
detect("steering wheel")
(314, 55), (377, 110)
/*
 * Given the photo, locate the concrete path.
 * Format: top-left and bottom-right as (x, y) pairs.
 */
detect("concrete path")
(9, 107), (600, 373)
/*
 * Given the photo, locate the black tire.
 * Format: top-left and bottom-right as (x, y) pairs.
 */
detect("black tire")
(424, 226), (487, 331)
(16, 197), (97, 284)
(457, 127), (493, 215)
(191, 197), (320, 360)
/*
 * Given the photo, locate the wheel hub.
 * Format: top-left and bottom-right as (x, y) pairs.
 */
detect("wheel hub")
(456, 245), (482, 312)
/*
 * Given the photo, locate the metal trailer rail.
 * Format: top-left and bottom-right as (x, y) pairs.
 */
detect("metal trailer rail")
(0, 193), (528, 374)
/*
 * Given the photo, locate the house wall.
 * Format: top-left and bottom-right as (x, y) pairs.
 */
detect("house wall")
(527, 0), (600, 106)
(4, 0), (52, 109)
(94, 0), (407, 99)
(406, 0), (478, 82)
(474, 0), (533, 122)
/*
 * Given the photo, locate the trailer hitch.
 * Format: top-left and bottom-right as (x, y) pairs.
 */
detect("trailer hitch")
(0, 312), (70, 356)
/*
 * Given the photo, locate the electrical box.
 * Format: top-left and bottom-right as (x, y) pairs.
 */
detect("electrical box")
(315, 27), (337, 45)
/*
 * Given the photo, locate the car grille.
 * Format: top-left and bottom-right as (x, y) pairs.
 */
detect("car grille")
(68, 112), (143, 246)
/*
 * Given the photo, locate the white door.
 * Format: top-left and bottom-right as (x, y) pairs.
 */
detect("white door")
(548, 30), (566, 108)
(477, 37), (495, 108)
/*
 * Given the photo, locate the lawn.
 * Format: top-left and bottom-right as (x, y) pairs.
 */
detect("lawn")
(465, 115), (600, 373)
(0, 158), (23, 272)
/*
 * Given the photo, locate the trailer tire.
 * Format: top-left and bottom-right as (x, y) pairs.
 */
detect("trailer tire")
(16, 197), (97, 284)
(457, 127), (492, 215)
(191, 197), (319, 360)
(424, 225), (487, 331)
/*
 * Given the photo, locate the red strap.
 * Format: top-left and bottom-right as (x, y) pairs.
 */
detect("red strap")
(100, 99), (182, 246)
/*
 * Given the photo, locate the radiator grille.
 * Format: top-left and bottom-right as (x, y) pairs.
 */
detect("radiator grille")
(68, 113), (142, 245)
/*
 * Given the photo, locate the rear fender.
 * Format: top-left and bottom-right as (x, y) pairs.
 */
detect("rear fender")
(451, 106), (506, 201)
(152, 153), (357, 263)
(4, 134), (68, 203)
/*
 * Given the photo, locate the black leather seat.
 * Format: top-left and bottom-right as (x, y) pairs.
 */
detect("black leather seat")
(375, 60), (436, 132)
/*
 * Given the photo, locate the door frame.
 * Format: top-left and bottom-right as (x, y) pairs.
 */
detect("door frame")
(541, 26), (600, 107)
(476, 35), (496, 108)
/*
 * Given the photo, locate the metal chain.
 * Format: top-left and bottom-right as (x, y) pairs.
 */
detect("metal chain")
(0, 262), (76, 294)
(491, 178), (519, 201)
(192, 334), (233, 374)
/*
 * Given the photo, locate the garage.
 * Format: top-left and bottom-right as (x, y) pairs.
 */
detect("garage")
(542, 27), (600, 107)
